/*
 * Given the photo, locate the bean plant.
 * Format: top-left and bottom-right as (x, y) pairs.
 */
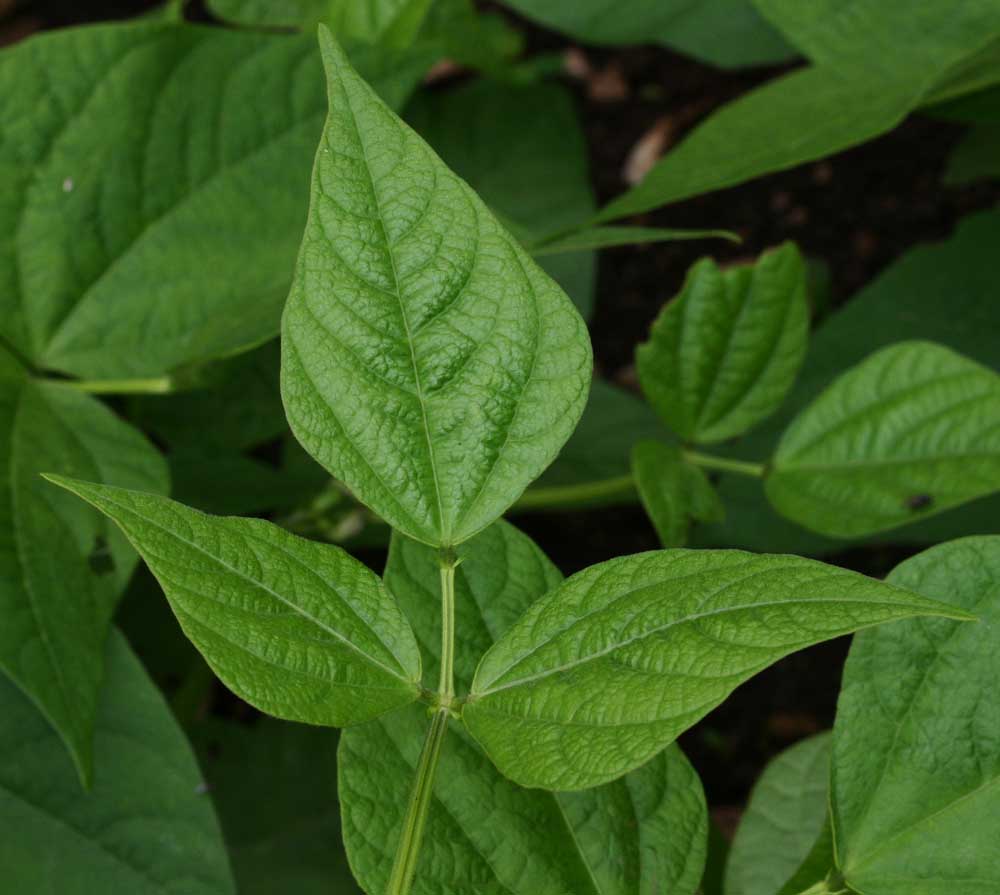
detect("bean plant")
(2, 3), (1000, 895)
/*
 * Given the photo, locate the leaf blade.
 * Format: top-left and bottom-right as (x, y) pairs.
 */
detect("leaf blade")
(44, 476), (422, 727)
(281, 28), (592, 546)
(465, 550), (969, 790)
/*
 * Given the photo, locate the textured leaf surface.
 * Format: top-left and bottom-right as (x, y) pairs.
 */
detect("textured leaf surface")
(195, 718), (361, 895)
(697, 210), (1000, 554)
(632, 441), (723, 547)
(0, 22), (427, 379)
(637, 243), (808, 443)
(45, 478), (421, 726)
(465, 550), (965, 790)
(725, 733), (831, 895)
(207, 0), (424, 38)
(766, 341), (1000, 538)
(832, 537), (1000, 895)
(596, 4), (1000, 221)
(281, 30), (591, 547)
(340, 522), (708, 895)
(406, 77), (597, 317)
(0, 630), (234, 895)
(0, 352), (168, 783)
(502, 0), (795, 68)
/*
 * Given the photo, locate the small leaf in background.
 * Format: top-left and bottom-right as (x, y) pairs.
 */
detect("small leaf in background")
(637, 242), (809, 444)
(766, 341), (1000, 538)
(340, 523), (708, 894)
(632, 440), (723, 547)
(195, 718), (361, 895)
(530, 225), (739, 257)
(0, 349), (168, 784)
(724, 732), (831, 895)
(0, 22), (429, 381)
(942, 124), (1000, 184)
(281, 30), (591, 547)
(465, 550), (967, 790)
(44, 479), (422, 727)
(501, 0), (796, 69)
(831, 536), (1000, 894)
(0, 630), (235, 895)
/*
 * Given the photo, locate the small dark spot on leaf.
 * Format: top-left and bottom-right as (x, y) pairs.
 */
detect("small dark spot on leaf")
(905, 493), (933, 511)
(88, 535), (115, 575)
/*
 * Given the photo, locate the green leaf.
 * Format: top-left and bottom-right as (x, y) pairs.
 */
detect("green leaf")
(766, 341), (1000, 538)
(0, 629), (235, 894)
(595, 4), (1000, 221)
(340, 522), (708, 894)
(195, 718), (361, 895)
(501, 0), (796, 69)
(632, 441), (723, 547)
(0, 352), (168, 784)
(0, 22), (429, 380)
(637, 243), (809, 444)
(776, 819), (835, 895)
(696, 209), (1000, 554)
(530, 225), (739, 256)
(724, 733), (831, 895)
(281, 29), (592, 547)
(43, 477), (422, 726)
(831, 536), (1000, 894)
(405, 77), (597, 316)
(464, 550), (968, 790)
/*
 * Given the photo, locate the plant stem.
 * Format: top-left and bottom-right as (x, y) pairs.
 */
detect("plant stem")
(54, 376), (174, 395)
(384, 707), (449, 895)
(514, 474), (637, 511)
(437, 551), (457, 705)
(682, 450), (766, 478)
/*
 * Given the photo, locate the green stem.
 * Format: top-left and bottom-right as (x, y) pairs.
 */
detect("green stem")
(514, 474), (637, 511)
(385, 707), (449, 895)
(54, 376), (174, 395)
(437, 551), (457, 705)
(682, 450), (766, 478)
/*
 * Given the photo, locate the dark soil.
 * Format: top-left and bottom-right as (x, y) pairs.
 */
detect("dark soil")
(9, 0), (999, 811)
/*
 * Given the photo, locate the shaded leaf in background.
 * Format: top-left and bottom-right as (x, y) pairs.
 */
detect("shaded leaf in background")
(831, 537), (1000, 894)
(0, 347), (168, 783)
(766, 342), (1000, 538)
(45, 479), (422, 727)
(530, 225), (739, 257)
(281, 31), (591, 547)
(501, 0), (796, 69)
(724, 732), (831, 895)
(195, 718), (361, 895)
(698, 210), (1000, 554)
(0, 21), (429, 380)
(465, 550), (965, 790)
(406, 76), (598, 317)
(0, 629), (234, 895)
(637, 242), (809, 444)
(340, 523), (708, 894)
(943, 124), (1000, 184)
(595, 3), (1000, 221)
(632, 440), (723, 547)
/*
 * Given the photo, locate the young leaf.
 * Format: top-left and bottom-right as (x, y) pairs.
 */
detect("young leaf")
(632, 441), (723, 547)
(464, 550), (969, 790)
(0, 629), (235, 895)
(194, 718), (361, 895)
(0, 351), (168, 785)
(43, 478), (422, 727)
(637, 243), (809, 444)
(0, 22), (429, 380)
(831, 536), (1000, 895)
(339, 523), (708, 895)
(766, 341), (1000, 538)
(724, 733), (831, 895)
(281, 28), (592, 547)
